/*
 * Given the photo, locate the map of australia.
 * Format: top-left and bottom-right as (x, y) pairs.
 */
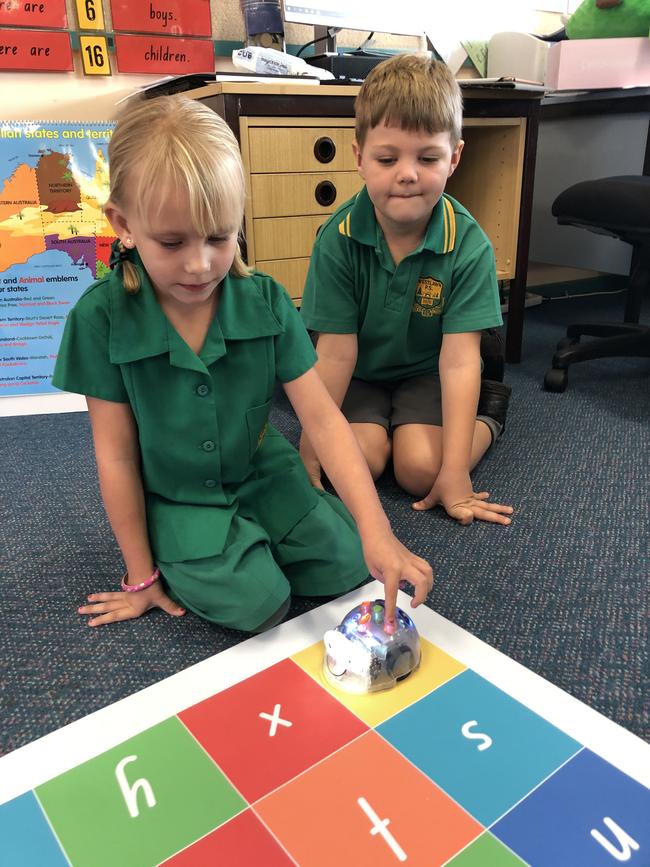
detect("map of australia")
(0, 122), (115, 396)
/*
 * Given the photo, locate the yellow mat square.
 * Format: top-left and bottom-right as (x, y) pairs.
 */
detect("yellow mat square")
(292, 636), (466, 727)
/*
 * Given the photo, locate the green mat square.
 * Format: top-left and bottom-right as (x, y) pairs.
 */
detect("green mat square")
(448, 832), (526, 866)
(36, 717), (246, 867)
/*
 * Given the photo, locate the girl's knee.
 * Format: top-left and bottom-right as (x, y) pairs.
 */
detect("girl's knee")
(280, 493), (368, 597)
(160, 541), (291, 633)
(248, 595), (291, 633)
(170, 586), (290, 633)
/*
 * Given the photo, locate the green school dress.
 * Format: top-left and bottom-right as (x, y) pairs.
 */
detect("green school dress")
(52, 247), (366, 630)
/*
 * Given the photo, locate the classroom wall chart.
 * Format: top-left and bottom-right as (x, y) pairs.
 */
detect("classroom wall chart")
(0, 122), (115, 395)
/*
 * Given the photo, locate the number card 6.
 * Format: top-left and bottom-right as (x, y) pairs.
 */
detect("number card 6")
(75, 0), (105, 29)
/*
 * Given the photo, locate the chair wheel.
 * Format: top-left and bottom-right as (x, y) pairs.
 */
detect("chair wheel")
(556, 337), (578, 351)
(544, 368), (568, 392)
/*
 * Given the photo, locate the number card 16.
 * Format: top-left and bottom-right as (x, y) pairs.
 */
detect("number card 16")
(79, 34), (111, 75)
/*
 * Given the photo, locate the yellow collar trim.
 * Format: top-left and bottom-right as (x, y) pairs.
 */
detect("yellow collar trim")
(442, 196), (456, 254)
(340, 193), (455, 254)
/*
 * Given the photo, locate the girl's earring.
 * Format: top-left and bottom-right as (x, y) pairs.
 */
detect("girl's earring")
(124, 237), (134, 248)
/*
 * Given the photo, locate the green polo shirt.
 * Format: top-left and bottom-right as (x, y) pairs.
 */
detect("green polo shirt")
(52, 250), (319, 563)
(301, 187), (502, 382)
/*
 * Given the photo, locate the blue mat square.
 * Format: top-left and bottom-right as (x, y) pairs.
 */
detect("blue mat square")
(378, 669), (580, 825)
(0, 791), (68, 866)
(492, 748), (650, 866)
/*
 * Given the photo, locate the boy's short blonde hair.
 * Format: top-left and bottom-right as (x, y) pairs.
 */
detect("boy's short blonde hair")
(108, 94), (249, 281)
(355, 54), (463, 149)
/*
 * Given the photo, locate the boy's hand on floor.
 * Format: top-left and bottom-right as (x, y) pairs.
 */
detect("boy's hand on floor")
(412, 468), (513, 526)
(299, 432), (325, 490)
(442, 493), (513, 526)
(363, 531), (434, 626)
(78, 582), (186, 626)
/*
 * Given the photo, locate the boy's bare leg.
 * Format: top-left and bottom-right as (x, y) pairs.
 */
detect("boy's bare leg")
(392, 421), (492, 498)
(350, 422), (392, 480)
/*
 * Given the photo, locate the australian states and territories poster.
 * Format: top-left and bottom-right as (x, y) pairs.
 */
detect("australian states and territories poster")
(0, 122), (115, 395)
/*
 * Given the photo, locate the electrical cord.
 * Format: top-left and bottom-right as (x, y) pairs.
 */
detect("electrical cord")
(354, 32), (375, 52)
(296, 28), (339, 57)
(296, 29), (374, 58)
(548, 287), (627, 301)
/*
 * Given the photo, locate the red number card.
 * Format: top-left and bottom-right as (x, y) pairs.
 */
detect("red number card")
(0, 29), (73, 71)
(113, 33), (214, 75)
(109, 0), (212, 37)
(0, 0), (67, 29)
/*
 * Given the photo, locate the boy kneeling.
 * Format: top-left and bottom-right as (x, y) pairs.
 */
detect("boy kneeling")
(300, 54), (513, 526)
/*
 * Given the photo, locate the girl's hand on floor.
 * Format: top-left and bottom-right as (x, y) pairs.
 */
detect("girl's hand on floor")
(78, 583), (185, 626)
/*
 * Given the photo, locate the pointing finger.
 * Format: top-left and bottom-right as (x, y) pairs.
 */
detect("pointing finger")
(383, 576), (398, 626)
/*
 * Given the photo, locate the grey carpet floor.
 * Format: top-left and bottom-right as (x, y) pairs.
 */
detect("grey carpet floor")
(1, 291), (648, 756)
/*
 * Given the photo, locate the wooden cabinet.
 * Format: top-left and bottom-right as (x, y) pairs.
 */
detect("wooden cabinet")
(446, 118), (526, 283)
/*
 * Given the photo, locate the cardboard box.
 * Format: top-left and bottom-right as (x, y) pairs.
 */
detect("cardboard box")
(546, 37), (650, 91)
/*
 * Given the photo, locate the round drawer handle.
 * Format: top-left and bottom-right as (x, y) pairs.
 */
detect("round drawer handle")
(314, 136), (336, 163)
(315, 180), (337, 207)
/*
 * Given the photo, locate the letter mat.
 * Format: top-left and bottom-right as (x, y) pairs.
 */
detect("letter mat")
(1, 582), (648, 866)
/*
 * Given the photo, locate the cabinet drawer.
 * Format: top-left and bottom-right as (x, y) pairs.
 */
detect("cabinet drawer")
(250, 171), (363, 218)
(253, 215), (328, 261)
(248, 126), (356, 173)
(256, 257), (310, 304)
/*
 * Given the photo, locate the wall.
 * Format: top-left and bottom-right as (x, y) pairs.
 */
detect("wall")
(529, 113), (644, 274)
(1, 1), (564, 121)
(1, 0), (423, 121)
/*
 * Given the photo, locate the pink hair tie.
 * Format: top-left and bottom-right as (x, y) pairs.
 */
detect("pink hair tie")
(120, 567), (160, 593)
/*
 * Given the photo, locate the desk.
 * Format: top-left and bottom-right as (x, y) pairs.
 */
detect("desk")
(186, 83), (542, 363)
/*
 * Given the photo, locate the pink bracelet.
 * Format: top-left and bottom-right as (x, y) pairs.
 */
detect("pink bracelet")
(121, 567), (160, 593)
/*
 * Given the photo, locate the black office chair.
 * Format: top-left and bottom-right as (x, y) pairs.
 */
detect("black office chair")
(544, 175), (650, 392)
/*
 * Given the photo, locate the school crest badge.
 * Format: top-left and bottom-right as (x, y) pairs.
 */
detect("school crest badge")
(413, 276), (444, 317)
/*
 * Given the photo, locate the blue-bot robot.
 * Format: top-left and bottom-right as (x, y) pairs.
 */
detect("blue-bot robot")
(323, 599), (421, 694)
